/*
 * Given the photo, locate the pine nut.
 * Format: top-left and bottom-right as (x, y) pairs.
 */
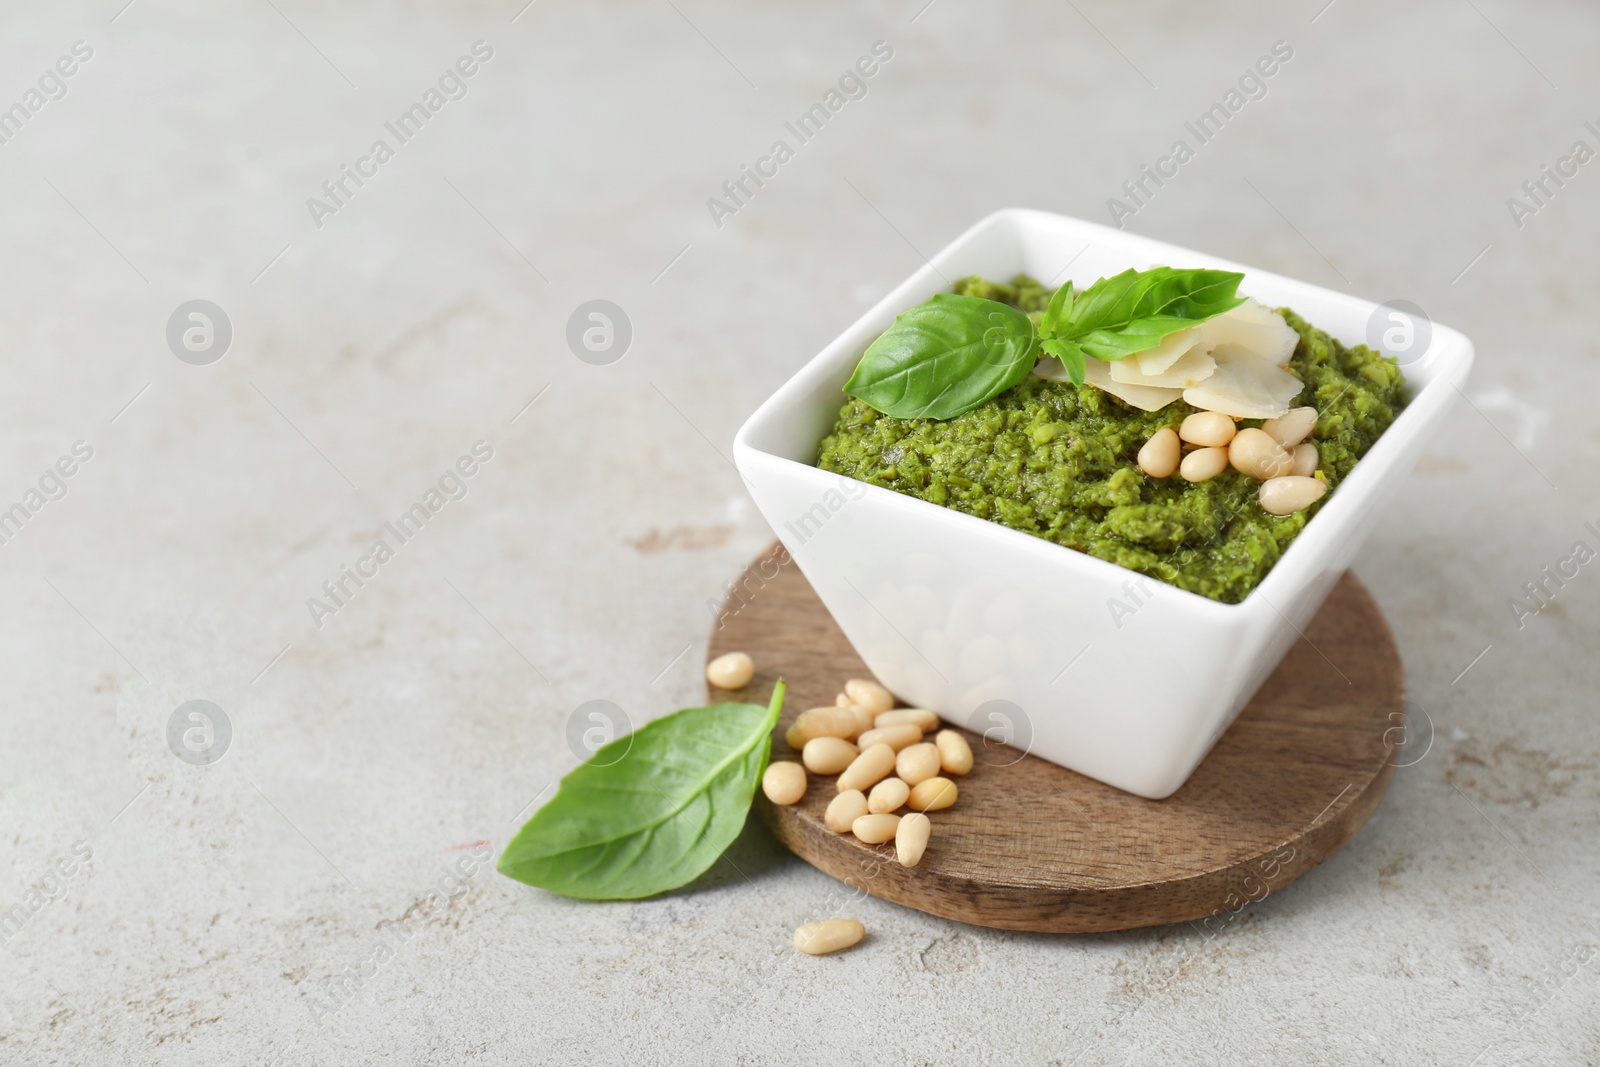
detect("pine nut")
(1258, 475), (1328, 515)
(851, 813), (900, 844)
(874, 708), (940, 732)
(824, 789), (868, 832)
(1180, 446), (1229, 482)
(802, 736), (858, 775)
(835, 693), (851, 706)
(843, 703), (876, 736)
(793, 918), (865, 956)
(1229, 428), (1292, 480)
(867, 777), (910, 814)
(762, 762), (807, 806)
(1263, 406), (1318, 449)
(856, 723), (922, 752)
(1179, 411), (1237, 448)
(705, 651), (755, 690)
(785, 706), (860, 748)
(844, 678), (894, 714)
(1137, 427), (1180, 478)
(895, 813), (931, 868)
(907, 777), (958, 812)
(896, 742), (941, 786)
(837, 742), (897, 792)
(1290, 441), (1318, 477)
(935, 730), (974, 776)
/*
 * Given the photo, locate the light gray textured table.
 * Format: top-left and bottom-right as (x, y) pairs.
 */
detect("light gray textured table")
(1, 2), (1595, 1064)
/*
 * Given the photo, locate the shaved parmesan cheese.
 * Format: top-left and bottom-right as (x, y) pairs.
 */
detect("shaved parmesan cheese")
(1031, 356), (1071, 382)
(1080, 357), (1185, 412)
(1132, 328), (1204, 375)
(1111, 345), (1217, 389)
(1033, 295), (1303, 417)
(1196, 298), (1298, 367)
(1182, 353), (1304, 419)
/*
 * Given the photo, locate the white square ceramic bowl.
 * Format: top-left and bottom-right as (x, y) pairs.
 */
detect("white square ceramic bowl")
(734, 209), (1473, 798)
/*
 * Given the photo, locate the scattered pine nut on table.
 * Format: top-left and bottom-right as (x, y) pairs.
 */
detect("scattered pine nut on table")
(793, 919), (865, 956)
(896, 742), (941, 786)
(802, 736), (858, 775)
(935, 731), (973, 776)
(837, 743), (897, 792)
(851, 813), (900, 844)
(844, 678), (894, 714)
(825, 790), (869, 833)
(785, 706), (859, 748)
(896, 813), (931, 867)
(856, 723), (922, 752)
(867, 777), (910, 814)
(705, 651), (755, 689)
(761, 762), (807, 806)
(907, 777), (958, 812)
(875, 708), (939, 732)
(842, 703), (876, 735)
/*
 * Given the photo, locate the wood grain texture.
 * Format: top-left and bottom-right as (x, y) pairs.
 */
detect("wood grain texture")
(706, 543), (1403, 933)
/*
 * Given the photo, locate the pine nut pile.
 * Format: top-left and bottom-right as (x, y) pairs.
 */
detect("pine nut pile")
(1138, 405), (1328, 516)
(757, 675), (971, 876)
(705, 657), (976, 956)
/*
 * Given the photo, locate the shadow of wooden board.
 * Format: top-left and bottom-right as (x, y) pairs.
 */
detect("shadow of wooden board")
(706, 543), (1402, 934)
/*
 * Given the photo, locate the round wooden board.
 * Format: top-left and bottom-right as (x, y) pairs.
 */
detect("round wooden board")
(707, 543), (1404, 934)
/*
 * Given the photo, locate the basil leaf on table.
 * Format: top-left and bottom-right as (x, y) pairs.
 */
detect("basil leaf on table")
(843, 293), (1038, 419)
(1039, 266), (1245, 363)
(497, 681), (786, 900)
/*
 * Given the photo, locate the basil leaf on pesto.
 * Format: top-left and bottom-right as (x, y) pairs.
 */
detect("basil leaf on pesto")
(1039, 337), (1087, 387)
(841, 268), (1246, 418)
(497, 682), (785, 900)
(1039, 267), (1246, 363)
(817, 299), (1407, 603)
(843, 294), (1038, 420)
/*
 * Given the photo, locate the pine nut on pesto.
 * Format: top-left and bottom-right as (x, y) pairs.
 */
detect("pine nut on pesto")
(816, 274), (1405, 604)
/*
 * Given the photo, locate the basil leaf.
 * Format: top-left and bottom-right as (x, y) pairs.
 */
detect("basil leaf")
(1037, 279), (1075, 340)
(1039, 338), (1086, 387)
(1041, 267), (1245, 363)
(497, 681), (786, 900)
(843, 294), (1037, 419)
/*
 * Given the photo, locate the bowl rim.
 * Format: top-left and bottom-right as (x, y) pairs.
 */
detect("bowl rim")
(733, 207), (1474, 616)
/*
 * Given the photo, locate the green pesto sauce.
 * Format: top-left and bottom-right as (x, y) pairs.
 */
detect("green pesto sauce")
(816, 275), (1407, 604)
